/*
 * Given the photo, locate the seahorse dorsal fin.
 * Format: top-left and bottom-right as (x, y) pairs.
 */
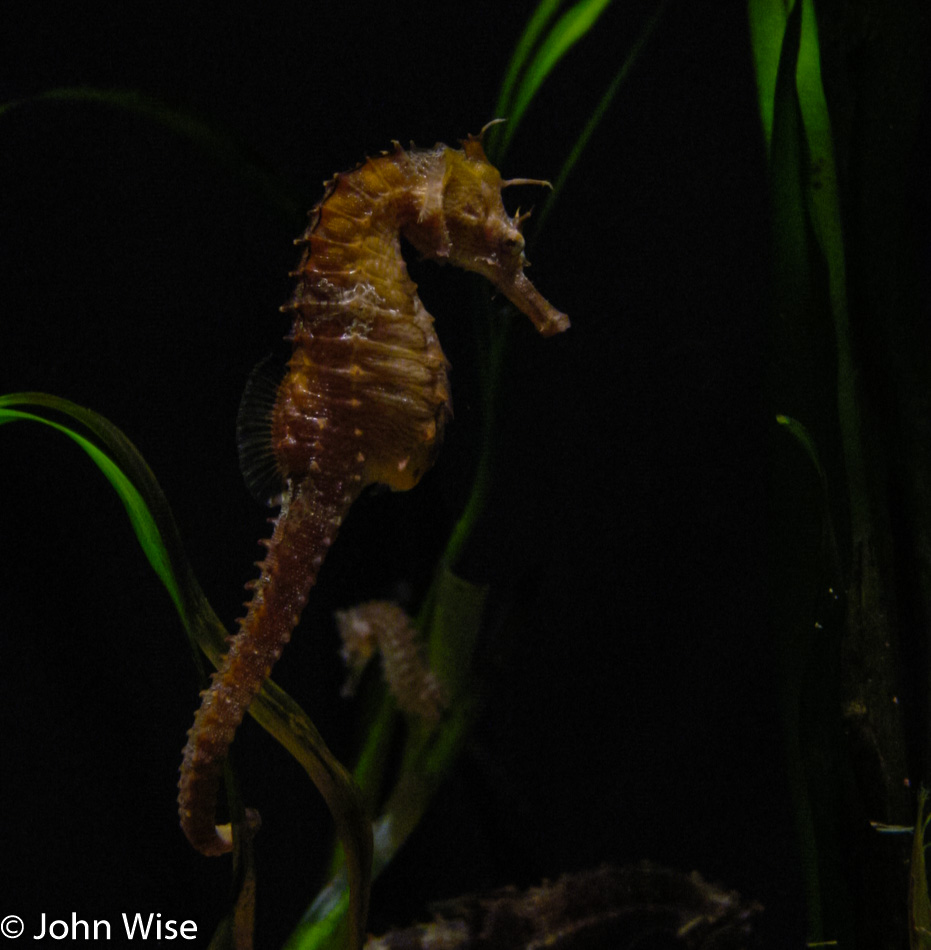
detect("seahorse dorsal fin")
(236, 352), (287, 506)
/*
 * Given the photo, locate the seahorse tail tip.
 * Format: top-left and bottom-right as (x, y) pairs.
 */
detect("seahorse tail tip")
(184, 811), (261, 858)
(214, 823), (235, 852)
(186, 825), (234, 857)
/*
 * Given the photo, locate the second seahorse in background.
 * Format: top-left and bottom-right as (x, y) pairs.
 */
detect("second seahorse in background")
(336, 600), (447, 723)
(178, 127), (569, 856)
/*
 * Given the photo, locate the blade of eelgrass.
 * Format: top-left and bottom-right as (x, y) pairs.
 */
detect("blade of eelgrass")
(776, 414), (826, 483)
(750, 1), (864, 521)
(0, 87), (302, 222)
(753, 4), (850, 941)
(533, 0), (668, 235)
(750, 4), (827, 942)
(911, 788), (931, 949)
(752, 1), (914, 941)
(775, 413), (842, 579)
(0, 392), (371, 950)
(490, 0), (616, 162)
(747, 0), (787, 153)
(490, 0), (564, 143)
(0, 402), (184, 617)
(789, 6), (866, 523)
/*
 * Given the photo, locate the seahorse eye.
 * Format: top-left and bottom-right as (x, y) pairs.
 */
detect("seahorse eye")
(503, 232), (525, 256)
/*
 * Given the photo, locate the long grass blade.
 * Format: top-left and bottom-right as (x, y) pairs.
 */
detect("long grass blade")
(911, 788), (931, 949)
(0, 401), (183, 617)
(533, 0), (668, 235)
(491, 0), (616, 162)
(0, 392), (371, 950)
(491, 0), (565, 136)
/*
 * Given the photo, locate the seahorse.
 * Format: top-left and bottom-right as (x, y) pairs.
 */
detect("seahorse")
(336, 600), (447, 723)
(177, 127), (569, 856)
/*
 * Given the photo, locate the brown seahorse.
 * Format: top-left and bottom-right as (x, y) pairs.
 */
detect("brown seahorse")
(177, 128), (569, 856)
(336, 600), (447, 723)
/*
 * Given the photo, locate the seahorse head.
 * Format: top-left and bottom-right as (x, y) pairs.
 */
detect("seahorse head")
(404, 133), (570, 338)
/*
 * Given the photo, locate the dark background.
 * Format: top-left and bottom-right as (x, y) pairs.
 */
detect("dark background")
(0, 2), (899, 946)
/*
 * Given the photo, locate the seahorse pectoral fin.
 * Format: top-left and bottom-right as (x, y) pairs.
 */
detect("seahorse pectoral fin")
(237, 352), (288, 505)
(492, 267), (570, 337)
